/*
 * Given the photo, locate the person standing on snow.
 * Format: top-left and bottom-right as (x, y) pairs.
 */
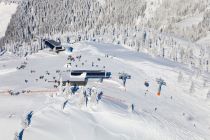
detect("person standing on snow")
(87, 88), (92, 96)
(119, 72), (131, 88)
(96, 91), (103, 103)
(85, 95), (88, 107)
(144, 81), (150, 95)
(83, 90), (87, 97)
(131, 104), (135, 112)
(123, 77), (127, 87)
(144, 81), (149, 87)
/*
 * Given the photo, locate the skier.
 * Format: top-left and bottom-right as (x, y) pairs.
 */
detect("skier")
(155, 107), (157, 111)
(119, 72), (131, 88)
(145, 90), (149, 95)
(83, 90), (87, 97)
(14, 129), (24, 140)
(144, 81), (149, 87)
(131, 104), (135, 112)
(85, 95), (88, 107)
(96, 91), (103, 103)
(99, 78), (103, 83)
(123, 77), (127, 87)
(26, 111), (33, 126)
(71, 84), (79, 95)
(144, 81), (150, 95)
(194, 124), (196, 128)
(63, 100), (68, 110)
(87, 88), (92, 96)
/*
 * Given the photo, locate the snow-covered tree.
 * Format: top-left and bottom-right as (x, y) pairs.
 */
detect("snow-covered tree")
(189, 81), (195, 93)
(0, 0), (210, 73)
(178, 71), (183, 82)
(206, 90), (210, 100)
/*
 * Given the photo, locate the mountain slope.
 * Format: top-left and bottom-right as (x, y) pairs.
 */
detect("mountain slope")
(0, 0), (209, 73)
(0, 41), (210, 140)
(1, 0), (210, 44)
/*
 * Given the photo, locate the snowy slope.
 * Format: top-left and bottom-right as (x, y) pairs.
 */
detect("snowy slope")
(0, 0), (209, 74)
(0, 2), (17, 38)
(0, 41), (210, 140)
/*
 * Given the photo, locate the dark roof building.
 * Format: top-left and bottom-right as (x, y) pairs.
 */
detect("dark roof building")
(67, 70), (111, 79)
(60, 72), (88, 86)
(44, 40), (62, 50)
(60, 70), (112, 86)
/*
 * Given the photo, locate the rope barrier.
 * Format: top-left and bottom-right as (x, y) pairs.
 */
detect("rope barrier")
(0, 89), (59, 94)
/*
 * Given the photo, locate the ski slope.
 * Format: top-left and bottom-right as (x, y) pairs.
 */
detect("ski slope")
(0, 41), (210, 140)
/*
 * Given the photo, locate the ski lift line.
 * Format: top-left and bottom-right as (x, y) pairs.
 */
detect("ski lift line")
(156, 78), (166, 96)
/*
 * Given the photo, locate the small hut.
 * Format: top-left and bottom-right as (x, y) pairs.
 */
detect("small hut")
(44, 40), (64, 51)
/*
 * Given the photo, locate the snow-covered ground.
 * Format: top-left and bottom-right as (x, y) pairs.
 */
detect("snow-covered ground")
(0, 2), (18, 38)
(0, 41), (210, 140)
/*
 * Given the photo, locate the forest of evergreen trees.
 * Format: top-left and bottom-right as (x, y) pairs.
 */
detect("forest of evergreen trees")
(0, 0), (209, 72)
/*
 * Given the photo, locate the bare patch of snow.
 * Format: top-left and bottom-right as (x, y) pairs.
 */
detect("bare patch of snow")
(0, 68), (17, 75)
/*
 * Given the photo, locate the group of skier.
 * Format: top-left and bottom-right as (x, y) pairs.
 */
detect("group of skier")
(83, 87), (104, 107)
